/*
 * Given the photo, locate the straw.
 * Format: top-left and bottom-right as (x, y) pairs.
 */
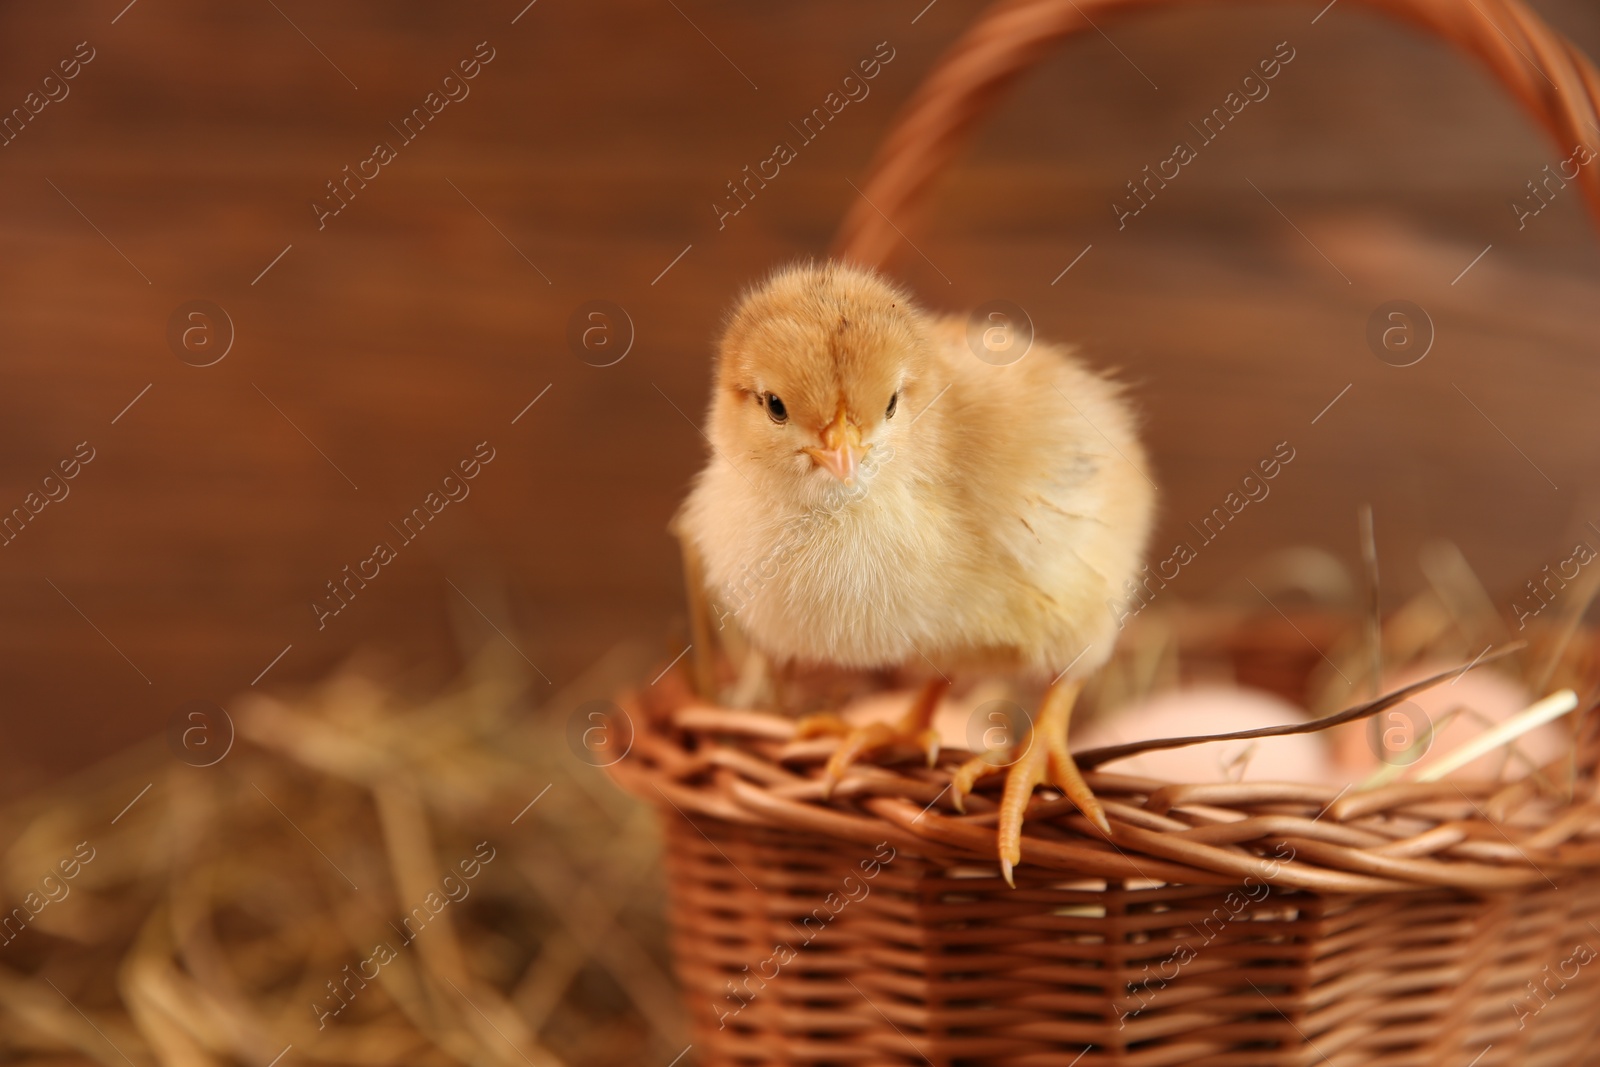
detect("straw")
(1415, 689), (1581, 782)
(1359, 504), (1383, 701)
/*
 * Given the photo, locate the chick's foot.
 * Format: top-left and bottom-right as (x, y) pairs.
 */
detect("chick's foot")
(949, 677), (1109, 886)
(796, 679), (950, 797)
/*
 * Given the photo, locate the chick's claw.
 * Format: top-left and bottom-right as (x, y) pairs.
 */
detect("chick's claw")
(815, 722), (939, 797)
(996, 738), (1050, 887)
(1035, 677), (1110, 837)
(793, 712), (851, 740)
(949, 747), (1009, 814)
(951, 677), (1110, 886)
(796, 680), (949, 798)
(1045, 733), (1110, 837)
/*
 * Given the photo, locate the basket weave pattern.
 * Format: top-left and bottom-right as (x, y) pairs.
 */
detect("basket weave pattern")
(617, 640), (1600, 1065)
(654, 812), (1600, 1066)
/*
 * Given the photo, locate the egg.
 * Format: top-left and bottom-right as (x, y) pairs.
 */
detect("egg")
(1329, 662), (1558, 782)
(1074, 686), (1337, 785)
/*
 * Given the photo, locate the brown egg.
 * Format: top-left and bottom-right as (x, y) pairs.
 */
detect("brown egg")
(1075, 686), (1337, 785)
(1329, 663), (1554, 782)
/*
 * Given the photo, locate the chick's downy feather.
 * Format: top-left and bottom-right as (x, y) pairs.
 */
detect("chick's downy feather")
(679, 261), (1155, 679)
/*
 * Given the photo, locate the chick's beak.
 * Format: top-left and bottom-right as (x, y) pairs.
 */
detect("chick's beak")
(803, 408), (869, 484)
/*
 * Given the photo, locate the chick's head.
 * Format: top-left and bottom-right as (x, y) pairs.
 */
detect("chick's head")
(708, 261), (936, 499)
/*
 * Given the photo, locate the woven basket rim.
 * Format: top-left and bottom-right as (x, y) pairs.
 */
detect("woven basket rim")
(613, 614), (1600, 896)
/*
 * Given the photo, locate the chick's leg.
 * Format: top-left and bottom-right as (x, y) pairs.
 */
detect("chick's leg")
(796, 679), (950, 797)
(676, 532), (718, 700)
(1032, 677), (1109, 835)
(950, 677), (1108, 886)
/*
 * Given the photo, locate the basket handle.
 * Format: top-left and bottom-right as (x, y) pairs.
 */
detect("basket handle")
(832, 0), (1600, 268)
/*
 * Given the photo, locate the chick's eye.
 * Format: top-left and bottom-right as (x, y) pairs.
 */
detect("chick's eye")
(764, 393), (788, 423)
(885, 391), (899, 419)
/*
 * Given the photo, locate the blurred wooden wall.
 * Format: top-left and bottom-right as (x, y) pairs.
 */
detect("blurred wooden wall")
(1, 0), (1597, 796)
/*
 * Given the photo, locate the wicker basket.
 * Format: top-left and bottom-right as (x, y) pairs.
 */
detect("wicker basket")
(614, 613), (1600, 1066)
(612, 1), (1600, 1063)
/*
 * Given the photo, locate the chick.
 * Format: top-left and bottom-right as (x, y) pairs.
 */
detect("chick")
(676, 261), (1155, 882)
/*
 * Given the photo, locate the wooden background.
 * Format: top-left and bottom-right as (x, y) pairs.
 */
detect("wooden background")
(1, 0), (1598, 799)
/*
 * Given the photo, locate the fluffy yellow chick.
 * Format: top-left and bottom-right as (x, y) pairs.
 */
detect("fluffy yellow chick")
(676, 260), (1155, 882)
